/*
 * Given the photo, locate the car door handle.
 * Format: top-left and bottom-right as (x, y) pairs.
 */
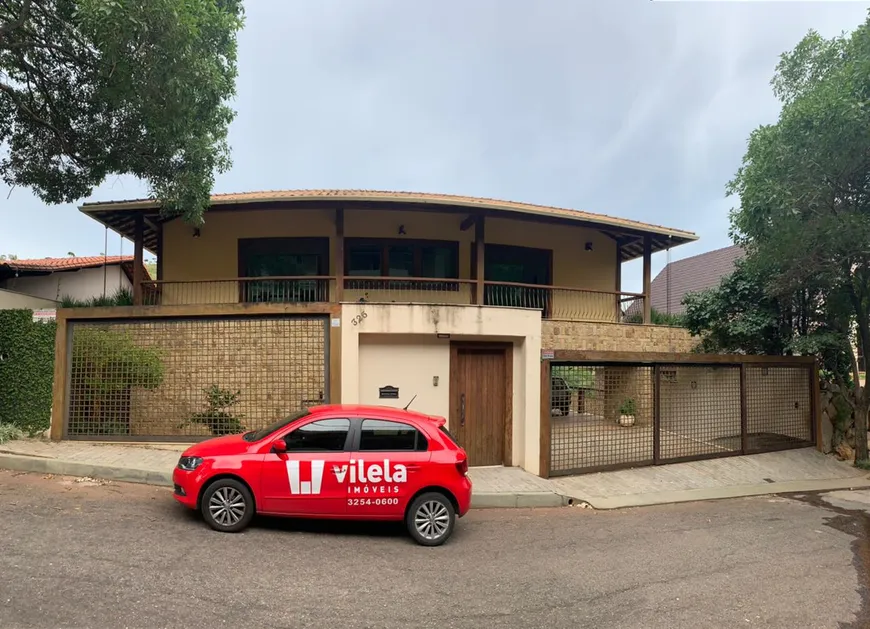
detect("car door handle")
(405, 464), (421, 471)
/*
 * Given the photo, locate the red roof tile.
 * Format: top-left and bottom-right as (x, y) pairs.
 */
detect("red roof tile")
(80, 188), (699, 241)
(2, 256), (135, 272)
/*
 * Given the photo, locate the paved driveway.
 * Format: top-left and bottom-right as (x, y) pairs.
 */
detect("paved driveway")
(0, 470), (866, 628)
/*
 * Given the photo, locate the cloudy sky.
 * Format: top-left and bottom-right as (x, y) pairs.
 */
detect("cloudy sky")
(2, 0), (869, 291)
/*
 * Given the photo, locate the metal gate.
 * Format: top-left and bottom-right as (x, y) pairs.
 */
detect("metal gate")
(63, 315), (329, 440)
(547, 360), (815, 476)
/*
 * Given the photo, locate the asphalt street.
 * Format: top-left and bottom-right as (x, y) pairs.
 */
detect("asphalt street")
(0, 469), (867, 629)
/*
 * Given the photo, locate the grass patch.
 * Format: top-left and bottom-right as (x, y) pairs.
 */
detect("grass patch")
(855, 459), (870, 471)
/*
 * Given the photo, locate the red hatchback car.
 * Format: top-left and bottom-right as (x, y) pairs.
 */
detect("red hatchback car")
(172, 404), (472, 546)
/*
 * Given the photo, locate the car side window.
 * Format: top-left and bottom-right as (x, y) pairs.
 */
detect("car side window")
(358, 419), (428, 452)
(285, 419), (350, 452)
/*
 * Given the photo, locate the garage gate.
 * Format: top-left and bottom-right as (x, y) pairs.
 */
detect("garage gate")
(543, 356), (816, 476)
(63, 315), (329, 441)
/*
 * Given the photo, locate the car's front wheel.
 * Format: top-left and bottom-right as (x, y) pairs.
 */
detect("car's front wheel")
(201, 478), (254, 533)
(406, 492), (456, 546)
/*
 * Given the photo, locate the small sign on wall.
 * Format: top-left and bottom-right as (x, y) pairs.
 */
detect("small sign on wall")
(32, 309), (56, 323)
(379, 385), (399, 399)
(541, 350), (555, 360)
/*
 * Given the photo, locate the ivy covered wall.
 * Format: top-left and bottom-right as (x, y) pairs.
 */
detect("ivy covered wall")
(0, 310), (56, 434)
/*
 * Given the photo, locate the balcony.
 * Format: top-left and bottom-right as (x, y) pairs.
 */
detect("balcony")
(140, 277), (647, 324)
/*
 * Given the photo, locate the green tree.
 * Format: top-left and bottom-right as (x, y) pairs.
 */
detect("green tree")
(0, 1), (244, 224)
(683, 261), (853, 381)
(727, 12), (870, 460)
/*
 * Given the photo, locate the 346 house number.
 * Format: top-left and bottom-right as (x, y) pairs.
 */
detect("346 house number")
(351, 311), (368, 326)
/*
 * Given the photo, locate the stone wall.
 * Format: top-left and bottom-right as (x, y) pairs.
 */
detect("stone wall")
(66, 316), (328, 438)
(819, 380), (859, 458)
(542, 320), (697, 353)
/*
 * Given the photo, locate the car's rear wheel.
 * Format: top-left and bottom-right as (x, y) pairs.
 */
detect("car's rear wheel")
(201, 479), (254, 533)
(406, 492), (455, 546)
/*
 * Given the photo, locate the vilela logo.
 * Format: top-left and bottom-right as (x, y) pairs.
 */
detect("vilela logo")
(333, 459), (407, 495)
(286, 459), (407, 495)
(286, 459), (325, 495)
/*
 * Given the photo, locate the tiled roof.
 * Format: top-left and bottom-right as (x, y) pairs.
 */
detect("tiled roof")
(2, 255), (134, 272)
(81, 188), (698, 240)
(648, 244), (745, 315)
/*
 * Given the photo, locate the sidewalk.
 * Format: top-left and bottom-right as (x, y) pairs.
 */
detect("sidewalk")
(0, 439), (565, 509)
(2, 439), (868, 509)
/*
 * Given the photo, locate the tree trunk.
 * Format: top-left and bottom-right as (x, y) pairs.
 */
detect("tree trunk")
(856, 388), (869, 462)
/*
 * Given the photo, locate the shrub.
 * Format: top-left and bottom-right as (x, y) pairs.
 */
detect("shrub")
(189, 385), (245, 436)
(68, 326), (164, 435)
(61, 287), (133, 308)
(0, 423), (25, 444)
(619, 397), (637, 416)
(0, 310), (56, 435)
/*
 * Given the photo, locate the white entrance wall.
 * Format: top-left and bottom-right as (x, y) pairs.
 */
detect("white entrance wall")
(340, 303), (543, 474)
(359, 335), (451, 419)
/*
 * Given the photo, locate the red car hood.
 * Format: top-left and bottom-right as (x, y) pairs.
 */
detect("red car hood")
(182, 433), (250, 457)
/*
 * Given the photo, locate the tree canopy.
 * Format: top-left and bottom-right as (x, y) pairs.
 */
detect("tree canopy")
(725, 11), (870, 459)
(0, 0), (244, 224)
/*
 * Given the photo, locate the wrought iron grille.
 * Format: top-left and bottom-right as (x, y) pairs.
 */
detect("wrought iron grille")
(745, 365), (813, 452)
(65, 315), (328, 440)
(548, 360), (815, 476)
(549, 364), (654, 474)
(657, 365), (742, 462)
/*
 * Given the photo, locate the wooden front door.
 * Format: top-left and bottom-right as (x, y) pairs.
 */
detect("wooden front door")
(449, 343), (512, 467)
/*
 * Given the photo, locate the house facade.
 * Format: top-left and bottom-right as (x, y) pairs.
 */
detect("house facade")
(49, 190), (818, 478)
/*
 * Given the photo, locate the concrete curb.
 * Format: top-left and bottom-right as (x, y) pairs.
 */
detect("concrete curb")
(471, 491), (568, 509)
(0, 454), (569, 508)
(0, 453), (173, 487)
(572, 475), (870, 510)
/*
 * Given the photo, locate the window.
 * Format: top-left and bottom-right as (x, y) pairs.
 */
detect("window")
(238, 238), (329, 303)
(244, 409), (311, 442)
(359, 419), (428, 452)
(345, 239), (459, 290)
(285, 419), (350, 452)
(482, 243), (552, 312)
(439, 426), (459, 447)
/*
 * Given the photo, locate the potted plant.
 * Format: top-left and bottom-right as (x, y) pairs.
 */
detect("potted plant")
(618, 397), (637, 427)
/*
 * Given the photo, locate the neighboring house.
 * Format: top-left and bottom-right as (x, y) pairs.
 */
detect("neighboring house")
(47, 190), (819, 479)
(626, 244), (745, 317)
(0, 256), (148, 303)
(0, 287), (58, 310)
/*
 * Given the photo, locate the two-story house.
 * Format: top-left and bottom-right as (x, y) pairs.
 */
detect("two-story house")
(50, 190), (818, 478)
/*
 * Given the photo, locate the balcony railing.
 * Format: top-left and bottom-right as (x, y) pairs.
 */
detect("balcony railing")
(483, 282), (645, 323)
(139, 277), (647, 323)
(345, 276), (476, 304)
(141, 277), (337, 306)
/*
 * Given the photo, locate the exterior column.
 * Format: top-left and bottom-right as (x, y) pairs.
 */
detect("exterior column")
(155, 221), (163, 281)
(133, 213), (144, 306)
(474, 215), (485, 305)
(642, 235), (652, 324)
(615, 241), (622, 321)
(335, 208), (345, 302)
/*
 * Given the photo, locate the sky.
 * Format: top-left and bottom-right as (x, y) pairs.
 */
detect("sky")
(2, 0), (869, 293)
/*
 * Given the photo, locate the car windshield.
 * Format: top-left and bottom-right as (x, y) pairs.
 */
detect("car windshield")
(243, 409), (311, 442)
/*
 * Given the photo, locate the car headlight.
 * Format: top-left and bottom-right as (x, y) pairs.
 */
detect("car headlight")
(178, 456), (204, 471)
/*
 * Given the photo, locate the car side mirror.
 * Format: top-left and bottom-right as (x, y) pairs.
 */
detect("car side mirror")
(271, 438), (287, 453)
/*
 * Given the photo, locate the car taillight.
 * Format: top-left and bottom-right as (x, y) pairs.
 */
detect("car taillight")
(455, 458), (468, 477)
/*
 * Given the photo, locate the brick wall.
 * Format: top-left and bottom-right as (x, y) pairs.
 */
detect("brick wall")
(542, 320), (697, 353)
(66, 316), (328, 438)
